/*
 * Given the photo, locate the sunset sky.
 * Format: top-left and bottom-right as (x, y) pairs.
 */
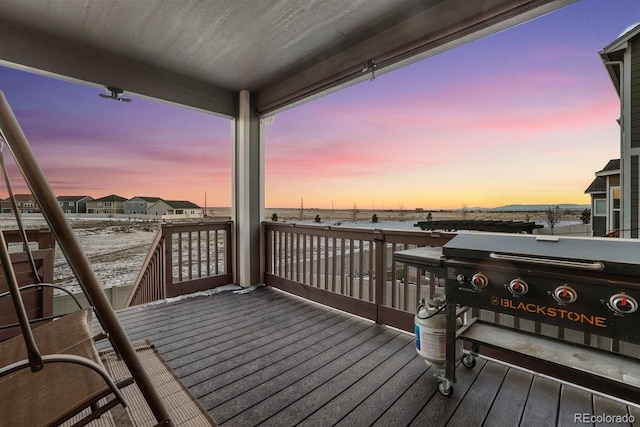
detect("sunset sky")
(0, 0), (639, 210)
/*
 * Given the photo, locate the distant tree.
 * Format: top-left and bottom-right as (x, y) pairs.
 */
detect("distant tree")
(314, 214), (321, 223)
(545, 205), (564, 235)
(271, 213), (278, 221)
(580, 208), (591, 224)
(352, 203), (359, 220)
(372, 213), (378, 223)
(525, 214), (530, 223)
(426, 212), (433, 221)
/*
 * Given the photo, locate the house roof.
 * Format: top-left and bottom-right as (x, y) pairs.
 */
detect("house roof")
(129, 196), (163, 203)
(595, 158), (620, 176)
(12, 194), (35, 202)
(163, 200), (201, 210)
(584, 176), (606, 194)
(0, 1), (574, 117)
(600, 23), (640, 94)
(93, 194), (127, 202)
(585, 159), (620, 194)
(57, 195), (92, 202)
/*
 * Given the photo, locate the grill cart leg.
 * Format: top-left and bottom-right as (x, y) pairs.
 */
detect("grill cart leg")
(440, 301), (458, 397)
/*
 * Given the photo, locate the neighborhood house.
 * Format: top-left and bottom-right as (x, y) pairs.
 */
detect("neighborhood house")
(1, 193), (202, 219)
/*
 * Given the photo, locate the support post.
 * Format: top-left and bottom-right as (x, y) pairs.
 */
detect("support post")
(0, 91), (173, 426)
(232, 90), (264, 286)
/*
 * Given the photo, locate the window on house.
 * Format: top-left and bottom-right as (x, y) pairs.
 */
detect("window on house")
(594, 199), (606, 216)
(104, 202), (113, 207)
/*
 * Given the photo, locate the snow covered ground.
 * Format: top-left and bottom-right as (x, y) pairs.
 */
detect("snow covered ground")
(0, 216), (158, 293)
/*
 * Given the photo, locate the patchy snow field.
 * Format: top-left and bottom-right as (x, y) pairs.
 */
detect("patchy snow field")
(0, 216), (158, 293)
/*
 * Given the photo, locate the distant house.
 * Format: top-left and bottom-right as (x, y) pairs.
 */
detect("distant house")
(585, 159), (620, 237)
(1, 193), (39, 213)
(57, 195), (93, 214)
(85, 194), (127, 214)
(600, 24), (640, 237)
(124, 196), (163, 215)
(147, 200), (203, 218)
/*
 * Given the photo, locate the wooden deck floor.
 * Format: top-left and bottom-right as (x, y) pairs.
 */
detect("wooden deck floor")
(110, 286), (640, 426)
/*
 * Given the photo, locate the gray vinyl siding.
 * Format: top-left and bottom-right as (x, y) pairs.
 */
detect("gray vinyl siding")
(592, 194), (607, 237)
(632, 155), (639, 238)
(631, 40), (640, 148)
(593, 216), (607, 237)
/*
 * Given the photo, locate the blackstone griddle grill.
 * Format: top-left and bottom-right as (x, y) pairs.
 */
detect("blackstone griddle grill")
(395, 232), (640, 402)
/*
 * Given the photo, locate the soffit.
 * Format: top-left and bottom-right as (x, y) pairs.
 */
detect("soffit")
(0, 0), (574, 117)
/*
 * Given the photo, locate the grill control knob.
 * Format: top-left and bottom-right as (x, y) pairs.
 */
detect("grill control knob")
(508, 278), (529, 296)
(553, 285), (577, 304)
(609, 293), (638, 314)
(471, 273), (488, 289)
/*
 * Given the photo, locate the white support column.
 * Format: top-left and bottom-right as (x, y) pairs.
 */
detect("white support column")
(232, 90), (264, 286)
(621, 51), (632, 238)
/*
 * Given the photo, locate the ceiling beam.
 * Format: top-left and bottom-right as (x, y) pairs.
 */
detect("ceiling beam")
(256, 0), (575, 116)
(0, 19), (237, 118)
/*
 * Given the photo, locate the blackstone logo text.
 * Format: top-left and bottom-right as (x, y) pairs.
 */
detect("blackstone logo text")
(490, 297), (607, 328)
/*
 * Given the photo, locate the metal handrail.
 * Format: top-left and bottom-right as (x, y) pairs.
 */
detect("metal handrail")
(489, 252), (605, 271)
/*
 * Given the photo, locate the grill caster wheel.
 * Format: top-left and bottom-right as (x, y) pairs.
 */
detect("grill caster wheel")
(438, 380), (453, 397)
(462, 353), (476, 369)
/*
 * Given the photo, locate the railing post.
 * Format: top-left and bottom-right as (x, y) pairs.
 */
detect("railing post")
(374, 229), (386, 324)
(264, 222), (272, 276)
(38, 227), (55, 250)
(225, 221), (233, 277)
(163, 224), (173, 294)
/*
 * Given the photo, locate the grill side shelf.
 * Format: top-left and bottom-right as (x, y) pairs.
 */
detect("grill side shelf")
(458, 320), (640, 405)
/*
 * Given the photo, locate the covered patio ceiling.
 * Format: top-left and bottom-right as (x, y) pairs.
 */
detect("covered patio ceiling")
(0, 0), (574, 118)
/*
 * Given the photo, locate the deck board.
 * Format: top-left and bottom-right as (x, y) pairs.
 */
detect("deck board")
(557, 386), (594, 427)
(300, 341), (419, 427)
(445, 362), (509, 426)
(108, 286), (640, 426)
(483, 368), (533, 426)
(519, 376), (561, 427)
(409, 358), (489, 427)
(220, 326), (396, 426)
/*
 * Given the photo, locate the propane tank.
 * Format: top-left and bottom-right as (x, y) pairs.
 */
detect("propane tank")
(414, 297), (462, 369)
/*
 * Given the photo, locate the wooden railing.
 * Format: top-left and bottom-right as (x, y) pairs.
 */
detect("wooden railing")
(264, 222), (640, 358)
(126, 221), (233, 306)
(0, 228), (55, 340)
(263, 221), (454, 332)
